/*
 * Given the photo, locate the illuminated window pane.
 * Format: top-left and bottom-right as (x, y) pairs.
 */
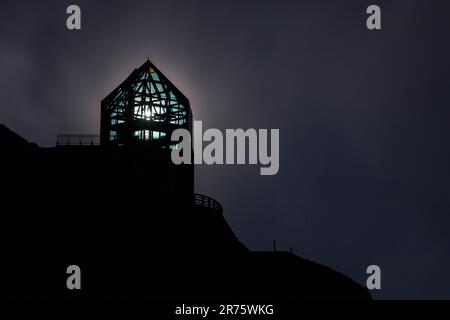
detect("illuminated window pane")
(151, 72), (160, 81)
(150, 83), (156, 94)
(145, 108), (151, 119)
(156, 83), (164, 92)
(110, 131), (117, 141)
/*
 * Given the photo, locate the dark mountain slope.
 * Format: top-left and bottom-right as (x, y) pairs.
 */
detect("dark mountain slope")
(0, 125), (370, 300)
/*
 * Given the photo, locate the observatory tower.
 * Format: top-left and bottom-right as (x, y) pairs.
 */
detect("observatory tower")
(100, 60), (192, 147)
(97, 60), (221, 212)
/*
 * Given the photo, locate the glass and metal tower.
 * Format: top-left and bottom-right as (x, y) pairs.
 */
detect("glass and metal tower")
(100, 60), (192, 147)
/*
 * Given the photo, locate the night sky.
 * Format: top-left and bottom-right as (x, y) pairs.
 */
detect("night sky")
(1, 0), (450, 299)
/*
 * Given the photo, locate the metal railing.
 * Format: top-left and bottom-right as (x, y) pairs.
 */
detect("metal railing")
(193, 193), (223, 213)
(56, 134), (100, 146)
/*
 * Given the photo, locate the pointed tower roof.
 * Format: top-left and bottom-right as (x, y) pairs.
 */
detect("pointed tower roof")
(100, 59), (192, 146)
(103, 60), (189, 105)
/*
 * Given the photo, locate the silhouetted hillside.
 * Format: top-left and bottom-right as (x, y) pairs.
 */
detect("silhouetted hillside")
(0, 124), (36, 149)
(0, 125), (370, 300)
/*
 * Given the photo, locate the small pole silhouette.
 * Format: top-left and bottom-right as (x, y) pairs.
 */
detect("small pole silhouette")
(273, 240), (276, 252)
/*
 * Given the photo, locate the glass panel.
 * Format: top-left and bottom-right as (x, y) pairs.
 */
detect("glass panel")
(156, 83), (164, 92)
(145, 106), (151, 120)
(110, 131), (117, 141)
(151, 72), (160, 81)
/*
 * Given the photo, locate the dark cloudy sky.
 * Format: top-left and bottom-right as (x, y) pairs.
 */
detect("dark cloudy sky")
(1, 0), (450, 299)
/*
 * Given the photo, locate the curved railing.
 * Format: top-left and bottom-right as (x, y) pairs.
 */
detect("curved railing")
(193, 193), (223, 214)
